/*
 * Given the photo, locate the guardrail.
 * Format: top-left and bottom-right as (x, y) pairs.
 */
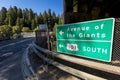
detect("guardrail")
(32, 42), (108, 80)
(33, 42), (120, 75)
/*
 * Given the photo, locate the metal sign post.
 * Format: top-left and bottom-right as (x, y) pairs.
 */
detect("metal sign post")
(56, 18), (115, 62)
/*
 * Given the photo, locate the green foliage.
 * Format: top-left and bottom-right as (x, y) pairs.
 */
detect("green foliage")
(28, 9), (33, 21)
(31, 19), (36, 30)
(33, 26), (38, 32)
(0, 6), (63, 40)
(16, 17), (20, 26)
(12, 26), (21, 34)
(12, 33), (19, 39)
(17, 8), (23, 18)
(39, 13), (44, 24)
(12, 26), (21, 39)
(7, 7), (17, 26)
(52, 12), (57, 25)
(58, 17), (63, 25)
(22, 27), (30, 32)
(52, 23), (58, 37)
(47, 9), (52, 28)
(0, 25), (12, 40)
(0, 7), (7, 25)
(43, 10), (48, 24)
(34, 14), (39, 26)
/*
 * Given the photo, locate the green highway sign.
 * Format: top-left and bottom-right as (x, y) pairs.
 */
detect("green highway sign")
(56, 18), (115, 62)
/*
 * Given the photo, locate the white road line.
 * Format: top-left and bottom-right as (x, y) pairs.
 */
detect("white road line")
(0, 38), (32, 49)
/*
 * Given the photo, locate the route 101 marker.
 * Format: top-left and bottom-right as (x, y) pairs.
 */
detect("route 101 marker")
(56, 18), (115, 62)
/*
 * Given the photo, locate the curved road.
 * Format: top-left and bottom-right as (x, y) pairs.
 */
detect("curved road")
(0, 37), (34, 80)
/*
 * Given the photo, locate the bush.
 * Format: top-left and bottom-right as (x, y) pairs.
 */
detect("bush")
(12, 33), (19, 39)
(12, 26), (21, 34)
(33, 26), (38, 32)
(0, 25), (12, 40)
(22, 27), (30, 32)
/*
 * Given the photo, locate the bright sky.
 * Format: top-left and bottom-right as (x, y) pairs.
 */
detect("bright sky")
(0, 0), (63, 15)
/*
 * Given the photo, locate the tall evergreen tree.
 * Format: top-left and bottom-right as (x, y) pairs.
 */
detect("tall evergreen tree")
(28, 8), (33, 21)
(13, 6), (18, 25)
(17, 8), (23, 18)
(28, 8), (34, 29)
(31, 19), (35, 30)
(5, 12), (9, 25)
(7, 7), (13, 26)
(58, 17), (63, 25)
(52, 11), (57, 27)
(34, 14), (39, 26)
(39, 13), (44, 24)
(52, 12), (57, 22)
(20, 18), (23, 30)
(47, 9), (52, 29)
(0, 7), (7, 25)
(16, 17), (20, 26)
(6, 7), (17, 26)
(43, 10), (48, 24)
(22, 8), (29, 27)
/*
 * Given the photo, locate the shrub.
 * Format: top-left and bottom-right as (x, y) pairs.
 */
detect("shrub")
(0, 25), (12, 40)
(12, 26), (21, 34)
(12, 33), (19, 39)
(33, 26), (38, 32)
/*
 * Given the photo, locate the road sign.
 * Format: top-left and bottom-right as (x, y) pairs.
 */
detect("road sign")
(56, 18), (115, 62)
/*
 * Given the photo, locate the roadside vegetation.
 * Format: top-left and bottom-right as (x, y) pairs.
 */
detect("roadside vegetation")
(0, 6), (63, 41)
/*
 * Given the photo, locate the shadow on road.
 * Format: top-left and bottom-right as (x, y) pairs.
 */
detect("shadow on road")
(0, 37), (35, 80)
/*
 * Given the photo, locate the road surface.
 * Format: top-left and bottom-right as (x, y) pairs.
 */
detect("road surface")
(0, 37), (35, 80)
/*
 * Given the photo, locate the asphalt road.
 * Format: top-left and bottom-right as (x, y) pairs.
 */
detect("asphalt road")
(0, 37), (35, 80)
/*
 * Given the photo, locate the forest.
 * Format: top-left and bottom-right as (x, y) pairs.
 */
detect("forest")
(0, 6), (63, 40)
